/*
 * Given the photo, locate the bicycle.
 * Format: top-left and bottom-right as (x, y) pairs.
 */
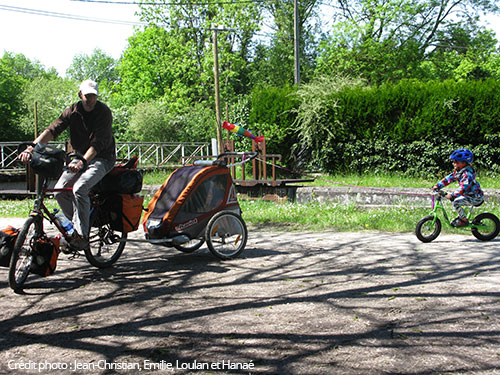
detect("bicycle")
(415, 188), (500, 243)
(9, 144), (128, 293)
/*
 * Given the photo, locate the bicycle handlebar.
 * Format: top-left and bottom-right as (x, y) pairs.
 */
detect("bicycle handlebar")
(66, 153), (88, 171)
(433, 188), (454, 201)
(17, 142), (35, 153)
(18, 143), (88, 171)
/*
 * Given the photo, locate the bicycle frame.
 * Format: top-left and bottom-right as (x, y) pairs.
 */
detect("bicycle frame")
(29, 176), (74, 242)
(429, 192), (481, 230)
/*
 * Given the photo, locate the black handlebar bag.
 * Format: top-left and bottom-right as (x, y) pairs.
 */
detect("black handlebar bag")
(30, 143), (66, 178)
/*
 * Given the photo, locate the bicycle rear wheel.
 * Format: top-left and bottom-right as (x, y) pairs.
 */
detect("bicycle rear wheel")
(84, 225), (127, 268)
(205, 211), (247, 260)
(8, 216), (41, 292)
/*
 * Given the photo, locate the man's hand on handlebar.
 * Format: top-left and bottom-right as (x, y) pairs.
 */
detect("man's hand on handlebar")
(18, 149), (32, 163)
(68, 159), (85, 173)
(17, 143), (35, 164)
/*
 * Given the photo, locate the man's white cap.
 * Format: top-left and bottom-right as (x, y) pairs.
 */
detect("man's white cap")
(79, 80), (99, 96)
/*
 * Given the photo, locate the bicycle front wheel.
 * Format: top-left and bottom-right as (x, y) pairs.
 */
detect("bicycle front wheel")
(84, 225), (127, 268)
(205, 211), (247, 260)
(471, 212), (500, 241)
(415, 215), (441, 243)
(9, 216), (41, 292)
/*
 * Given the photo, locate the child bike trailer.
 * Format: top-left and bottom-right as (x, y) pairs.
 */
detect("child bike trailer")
(142, 152), (256, 259)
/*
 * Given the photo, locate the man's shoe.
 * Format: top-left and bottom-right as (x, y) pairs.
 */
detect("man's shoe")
(69, 233), (89, 251)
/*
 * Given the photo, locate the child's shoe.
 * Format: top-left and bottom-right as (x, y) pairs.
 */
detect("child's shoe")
(451, 217), (469, 227)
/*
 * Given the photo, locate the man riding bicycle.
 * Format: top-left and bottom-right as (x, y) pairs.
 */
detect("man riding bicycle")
(18, 80), (116, 250)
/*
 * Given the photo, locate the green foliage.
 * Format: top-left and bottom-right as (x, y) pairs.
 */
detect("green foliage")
(0, 59), (24, 141)
(0, 52), (58, 141)
(292, 77), (500, 175)
(125, 101), (180, 142)
(124, 100), (216, 143)
(66, 48), (118, 88)
(316, 0), (500, 84)
(246, 85), (298, 162)
(174, 103), (217, 143)
(19, 77), (77, 140)
(307, 138), (500, 179)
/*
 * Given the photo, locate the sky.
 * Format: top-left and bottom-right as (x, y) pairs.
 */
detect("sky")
(0, 0), (143, 76)
(1, 0), (500, 77)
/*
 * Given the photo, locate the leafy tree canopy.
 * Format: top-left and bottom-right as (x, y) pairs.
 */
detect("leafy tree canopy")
(66, 48), (118, 90)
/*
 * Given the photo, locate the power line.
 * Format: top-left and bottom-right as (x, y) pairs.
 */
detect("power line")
(0, 4), (147, 26)
(71, 0), (271, 5)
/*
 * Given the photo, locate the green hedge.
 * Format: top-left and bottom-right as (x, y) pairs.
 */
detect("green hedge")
(247, 85), (298, 163)
(314, 137), (500, 178)
(241, 79), (500, 176)
(290, 78), (500, 175)
(321, 79), (500, 144)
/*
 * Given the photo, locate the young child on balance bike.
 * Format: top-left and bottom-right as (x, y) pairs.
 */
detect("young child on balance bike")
(432, 148), (484, 227)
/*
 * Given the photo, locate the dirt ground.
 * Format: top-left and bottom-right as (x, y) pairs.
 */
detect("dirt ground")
(0, 217), (499, 375)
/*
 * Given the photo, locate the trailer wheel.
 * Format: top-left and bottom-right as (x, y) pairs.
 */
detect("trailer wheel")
(205, 211), (247, 260)
(174, 238), (205, 253)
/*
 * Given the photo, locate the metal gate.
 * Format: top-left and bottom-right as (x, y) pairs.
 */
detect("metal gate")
(0, 142), (211, 172)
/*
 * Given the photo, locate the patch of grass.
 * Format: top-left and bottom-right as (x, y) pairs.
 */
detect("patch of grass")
(240, 200), (429, 232)
(141, 169), (176, 186)
(302, 172), (500, 189)
(3, 170), (500, 234)
(303, 172), (435, 188)
(240, 199), (500, 233)
(0, 198), (59, 218)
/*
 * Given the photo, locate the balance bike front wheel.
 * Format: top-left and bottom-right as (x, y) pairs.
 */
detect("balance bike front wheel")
(416, 215), (441, 243)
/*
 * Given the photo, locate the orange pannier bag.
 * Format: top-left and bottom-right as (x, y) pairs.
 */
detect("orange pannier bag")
(107, 193), (144, 233)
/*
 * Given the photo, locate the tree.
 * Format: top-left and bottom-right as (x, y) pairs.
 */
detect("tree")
(0, 52), (57, 141)
(115, 26), (198, 107)
(134, 0), (261, 102)
(19, 77), (77, 140)
(316, 0), (500, 83)
(66, 48), (118, 89)
(256, 0), (321, 85)
(0, 60), (25, 141)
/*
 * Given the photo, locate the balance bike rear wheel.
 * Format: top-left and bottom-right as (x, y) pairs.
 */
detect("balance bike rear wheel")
(471, 212), (500, 241)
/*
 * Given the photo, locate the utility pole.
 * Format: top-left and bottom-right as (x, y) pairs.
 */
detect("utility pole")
(294, 0), (300, 85)
(212, 27), (223, 154)
(211, 25), (234, 154)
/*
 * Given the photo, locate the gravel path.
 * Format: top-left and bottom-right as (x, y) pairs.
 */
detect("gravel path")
(0, 217), (499, 374)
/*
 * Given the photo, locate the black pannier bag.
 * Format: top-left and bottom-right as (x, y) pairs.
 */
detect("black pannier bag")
(0, 226), (19, 267)
(30, 143), (66, 178)
(94, 156), (143, 194)
(30, 237), (60, 277)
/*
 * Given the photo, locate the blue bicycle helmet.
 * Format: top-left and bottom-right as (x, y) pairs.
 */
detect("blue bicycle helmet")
(450, 148), (474, 163)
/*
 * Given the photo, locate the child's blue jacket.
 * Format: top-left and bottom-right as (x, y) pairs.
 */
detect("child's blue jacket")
(436, 165), (483, 199)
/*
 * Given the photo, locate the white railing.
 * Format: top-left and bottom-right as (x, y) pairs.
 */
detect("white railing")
(0, 141), (211, 172)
